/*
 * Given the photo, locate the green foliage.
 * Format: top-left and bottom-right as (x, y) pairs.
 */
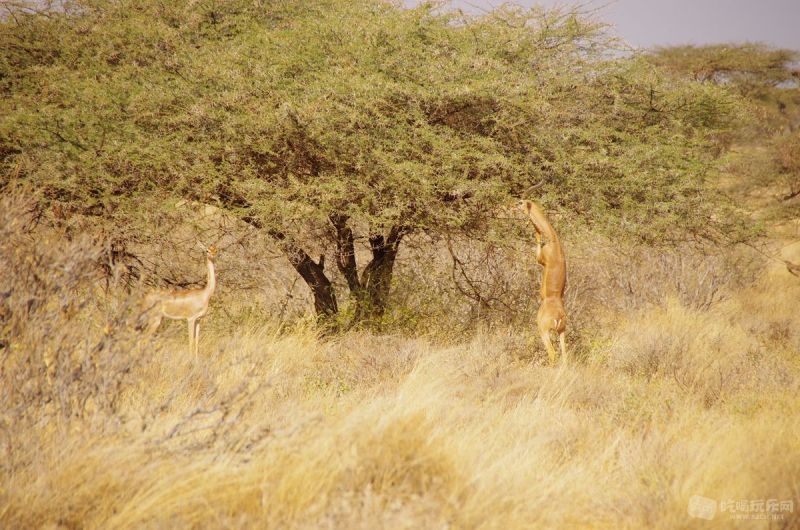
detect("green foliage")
(2, 0), (742, 237)
(646, 44), (800, 146)
(773, 131), (800, 198)
(647, 43), (799, 91)
(752, 130), (800, 220)
(0, 0), (755, 322)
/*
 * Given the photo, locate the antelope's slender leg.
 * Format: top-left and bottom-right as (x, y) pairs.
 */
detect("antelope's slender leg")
(187, 318), (196, 357)
(540, 330), (557, 364)
(193, 320), (200, 359)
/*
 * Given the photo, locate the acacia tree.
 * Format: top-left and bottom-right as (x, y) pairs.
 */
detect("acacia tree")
(1, 0), (746, 327)
(647, 43), (799, 92)
(648, 43), (800, 214)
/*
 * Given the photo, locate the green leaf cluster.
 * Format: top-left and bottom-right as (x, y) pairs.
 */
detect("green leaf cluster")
(1, 0), (745, 245)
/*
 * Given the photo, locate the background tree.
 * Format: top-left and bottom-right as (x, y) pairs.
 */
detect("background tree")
(647, 43), (800, 137)
(647, 43), (799, 92)
(647, 43), (800, 222)
(1, 0), (748, 328)
(773, 132), (800, 201)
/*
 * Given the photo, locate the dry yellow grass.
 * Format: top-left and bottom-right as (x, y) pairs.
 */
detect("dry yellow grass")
(2, 265), (798, 529)
(1, 188), (798, 529)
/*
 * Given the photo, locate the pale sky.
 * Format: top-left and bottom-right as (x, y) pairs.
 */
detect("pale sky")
(404, 0), (800, 51)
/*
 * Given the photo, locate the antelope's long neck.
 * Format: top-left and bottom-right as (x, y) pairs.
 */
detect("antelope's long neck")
(524, 200), (566, 297)
(204, 257), (216, 297)
(525, 201), (558, 243)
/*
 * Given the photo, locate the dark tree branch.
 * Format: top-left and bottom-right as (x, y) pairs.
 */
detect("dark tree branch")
(268, 229), (338, 318)
(330, 213), (361, 293)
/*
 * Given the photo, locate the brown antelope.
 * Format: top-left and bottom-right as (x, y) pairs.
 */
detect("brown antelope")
(139, 244), (217, 358)
(519, 200), (567, 364)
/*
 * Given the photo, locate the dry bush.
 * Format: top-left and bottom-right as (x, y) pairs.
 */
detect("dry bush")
(727, 266), (800, 355)
(772, 130), (800, 201)
(41, 199), (314, 329)
(388, 234), (539, 336)
(387, 230), (757, 366)
(608, 290), (797, 408)
(569, 237), (760, 314)
(1, 191), (797, 528)
(0, 192), (143, 468)
(116, 201), (312, 324)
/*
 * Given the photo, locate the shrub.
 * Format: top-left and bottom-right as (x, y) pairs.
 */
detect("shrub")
(0, 192), (141, 441)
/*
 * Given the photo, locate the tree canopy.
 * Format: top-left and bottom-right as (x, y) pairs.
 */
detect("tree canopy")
(647, 43), (799, 92)
(1, 0), (749, 325)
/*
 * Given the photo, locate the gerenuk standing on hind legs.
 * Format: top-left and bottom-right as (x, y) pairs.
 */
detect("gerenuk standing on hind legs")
(519, 200), (567, 364)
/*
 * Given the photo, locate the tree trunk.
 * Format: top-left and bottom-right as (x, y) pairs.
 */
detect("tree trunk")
(330, 214), (361, 293)
(266, 217), (406, 330)
(270, 230), (338, 322)
(331, 216), (406, 329)
(354, 225), (405, 327)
